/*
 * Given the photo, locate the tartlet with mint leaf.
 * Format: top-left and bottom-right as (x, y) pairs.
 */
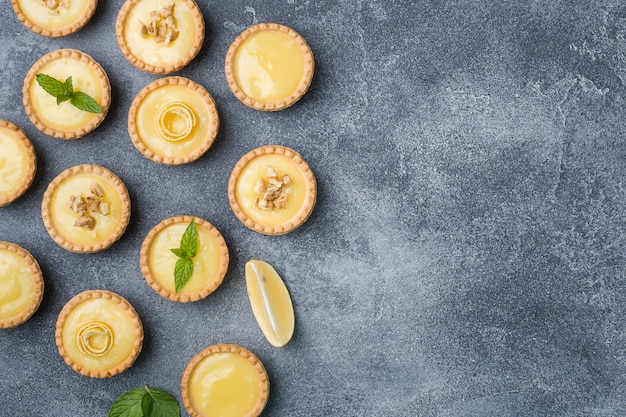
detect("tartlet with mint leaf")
(140, 215), (229, 302)
(23, 49), (110, 139)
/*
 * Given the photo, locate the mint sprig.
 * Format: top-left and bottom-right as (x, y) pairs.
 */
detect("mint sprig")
(108, 385), (180, 417)
(170, 220), (198, 293)
(36, 73), (103, 113)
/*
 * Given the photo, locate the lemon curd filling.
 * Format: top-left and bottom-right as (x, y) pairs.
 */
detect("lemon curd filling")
(61, 297), (139, 372)
(232, 30), (305, 103)
(0, 127), (30, 201)
(49, 173), (124, 246)
(121, 0), (199, 67)
(135, 84), (211, 158)
(0, 248), (37, 321)
(188, 351), (263, 417)
(147, 222), (222, 295)
(15, 0), (91, 30)
(28, 57), (103, 132)
(234, 154), (306, 227)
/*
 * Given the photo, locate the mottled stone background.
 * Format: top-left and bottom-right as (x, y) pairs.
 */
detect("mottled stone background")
(2, 1), (626, 416)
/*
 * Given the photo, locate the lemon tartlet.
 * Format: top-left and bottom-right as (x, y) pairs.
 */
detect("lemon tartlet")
(128, 77), (219, 165)
(0, 120), (37, 207)
(225, 23), (314, 111)
(23, 49), (111, 139)
(55, 290), (143, 378)
(42, 164), (131, 253)
(116, 0), (204, 74)
(181, 344), (269, 417)
(140, 215), (229, 302)
(228, 145), (316, 235)
(11, 0), (97, 37)
(0, 242), (44, 329)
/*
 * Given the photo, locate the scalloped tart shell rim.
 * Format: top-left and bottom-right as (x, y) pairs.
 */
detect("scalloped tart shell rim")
(128, 76), (219, 165)
(0, 242), (44, 329)
(228, 145), (317, 235)
(22, 49), (111, 140)
(55, 289), (143, 378)
(0, 120), (37, 207)
(139, 215), (229, 302)
(41, 164), (131, 253)
(224, 22), (314, 112)
(181, 343), (269, 417)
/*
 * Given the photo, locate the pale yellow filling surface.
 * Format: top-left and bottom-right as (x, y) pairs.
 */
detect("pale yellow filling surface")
(234, 154), (306, 226)
(136, 85), (212, 158)
(122, 0), (198, 66)
(61, 298), (138, 372)
(28, 57), (103, 132)
(147, 222), (222, 294)
(233, 30), (305, 103)
(0, 249), (36, 320)
(245, 260), (294, 347)
(16, 0), (91, 30)
(0, 127), (30, 200)
(189, 352), (262, 417)
(49, 173), (124, 246)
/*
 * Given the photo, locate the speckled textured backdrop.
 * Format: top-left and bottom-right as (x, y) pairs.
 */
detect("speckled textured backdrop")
(2, 1), (626, 416)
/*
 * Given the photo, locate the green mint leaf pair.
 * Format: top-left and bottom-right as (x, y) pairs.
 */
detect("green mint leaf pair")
(108, 385), (180, 417)
(171, 220), (198, 293)
(36, 73), (103, 113)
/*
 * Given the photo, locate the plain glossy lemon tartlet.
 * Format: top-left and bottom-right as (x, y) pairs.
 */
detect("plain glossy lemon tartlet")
(23, 49), (111, 139)
(0, 242), (44, 329)
(116, 0), (204, 74)
(11, 0), (97, 37)
(0, 120), (37, 207)
(225, 23), (314, 111)
(128, 76), (219, 165)
(41, 164), (131, 253)
(55, 290), (143, 378)
(140, 215), (229, 302)
(228, 145), (316, 235)
(181, 344), (269, 417)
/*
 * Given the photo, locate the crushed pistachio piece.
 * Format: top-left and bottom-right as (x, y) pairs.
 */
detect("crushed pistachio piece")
(67, 182), (109, 229)
(255, 166), (292, 210)
(140, 4), (179, 45)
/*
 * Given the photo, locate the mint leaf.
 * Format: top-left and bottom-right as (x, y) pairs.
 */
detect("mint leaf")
(143, 386), (181, 417)
(170, 248), (188, 259)
(36, 74), (69, 97)
(180, 220), (198, 257)
(70, 91), (103, 113)
(174, 258), (194, 293)
(108, 386), (180, 417)
(108, 388), (145, 417)
(35, 73), (102, 113)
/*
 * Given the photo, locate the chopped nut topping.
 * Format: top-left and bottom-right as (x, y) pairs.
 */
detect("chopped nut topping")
(254, 166), (292, 211)
(37, 0), (70, 14)
(67, 182), (109, 229)
(74, 215), (95, 230)
(140, 4), (179, 45)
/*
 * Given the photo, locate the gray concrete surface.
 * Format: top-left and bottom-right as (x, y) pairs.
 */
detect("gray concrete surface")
(2, 1), (626, 416)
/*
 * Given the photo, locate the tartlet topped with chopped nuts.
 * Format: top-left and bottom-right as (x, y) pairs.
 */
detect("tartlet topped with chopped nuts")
(41, 164), (131, 253)
(228, 145), (317, 235)
(116, 0), (204, 74)
(11, 0), (97, 37)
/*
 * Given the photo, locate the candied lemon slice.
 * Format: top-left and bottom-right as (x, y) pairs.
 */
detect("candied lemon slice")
(245, 259), (294, 347)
